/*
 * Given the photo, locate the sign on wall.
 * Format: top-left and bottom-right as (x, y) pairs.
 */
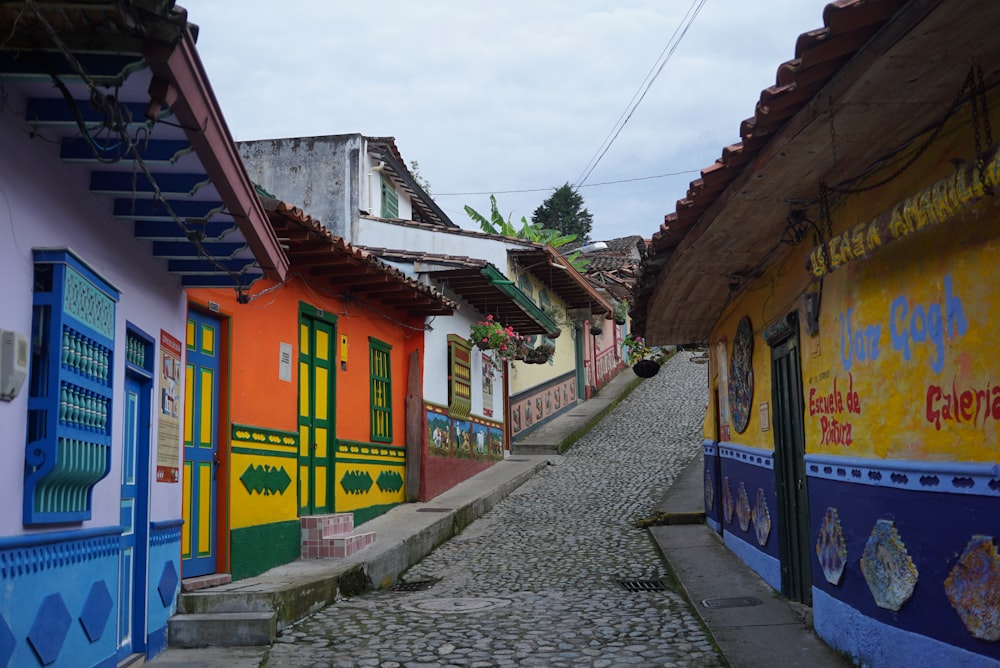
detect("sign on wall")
(156, 329), (182, 482)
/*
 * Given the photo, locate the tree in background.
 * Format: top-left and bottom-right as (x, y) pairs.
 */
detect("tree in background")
(531, 183), (593, 242)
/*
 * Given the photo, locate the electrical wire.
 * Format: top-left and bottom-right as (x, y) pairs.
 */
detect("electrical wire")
(26, 0), (256, 293)
(432, 168), (702, 197)
(574, 0), (708, 189)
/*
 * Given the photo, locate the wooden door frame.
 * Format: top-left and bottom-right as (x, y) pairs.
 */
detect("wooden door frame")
(767, 313), (812, 604)
(297, 303), (338, 515)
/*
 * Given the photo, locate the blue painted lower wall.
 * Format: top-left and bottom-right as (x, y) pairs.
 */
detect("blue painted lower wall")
(0, 527), (120, 668)
(814, 588), (999, 668)
(147, 520), (182, 661)
(808, 470), (999, 664)
(707, 444), (1000, 665)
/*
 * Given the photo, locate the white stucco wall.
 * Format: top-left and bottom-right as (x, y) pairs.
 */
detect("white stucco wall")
(0, 112), (187, 536)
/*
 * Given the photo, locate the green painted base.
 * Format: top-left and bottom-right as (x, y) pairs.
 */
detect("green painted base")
(231, 520), (301, 580)
(352, 502), (399, 527)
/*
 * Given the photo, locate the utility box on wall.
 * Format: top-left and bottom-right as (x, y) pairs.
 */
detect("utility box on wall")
(0, 329), (29, 401)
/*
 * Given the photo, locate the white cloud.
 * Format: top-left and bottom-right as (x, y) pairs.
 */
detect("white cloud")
(189, 0), (826, 240)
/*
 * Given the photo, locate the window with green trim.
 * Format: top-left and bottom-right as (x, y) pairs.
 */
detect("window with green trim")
(381, 175), (399, 218)
(447, 334), (472, 420)
(369, 337), (393, 442)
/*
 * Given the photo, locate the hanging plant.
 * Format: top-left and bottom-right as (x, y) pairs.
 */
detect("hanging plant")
(469, 316), (527, 375)
(469, 315), (515, 351)
(613, 299), (629, 325)
(623, 334), (665, 378)
(622, 334), (651, 365)
(524, 341), (555, 364)
(589, 316), (604, 336)
(632, 359), (661, 378)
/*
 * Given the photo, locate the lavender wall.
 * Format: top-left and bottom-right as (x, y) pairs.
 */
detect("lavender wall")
(0, 106), (187, 536)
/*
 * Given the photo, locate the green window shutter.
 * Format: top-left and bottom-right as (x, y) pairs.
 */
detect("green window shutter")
(381, 176), (399, 218)
(447, 335), (472, 420)
(369, 337), (393, 442)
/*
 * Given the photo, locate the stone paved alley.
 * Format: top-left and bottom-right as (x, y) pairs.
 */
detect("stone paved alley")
(257, 351), (722, 668)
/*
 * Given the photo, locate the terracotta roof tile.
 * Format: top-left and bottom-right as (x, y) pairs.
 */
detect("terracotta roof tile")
(262, 199), (457, 316)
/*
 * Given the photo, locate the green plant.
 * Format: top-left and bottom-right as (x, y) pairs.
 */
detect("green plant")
(465, 195), (589, 270)
(471, 316), (528, 375)
(613, 299), (629, 325)
(469, 315), (515, 350)
(622, 334), (651, 365)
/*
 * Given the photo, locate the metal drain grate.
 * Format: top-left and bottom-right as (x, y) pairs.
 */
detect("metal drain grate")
(506, 458), (528, 462)
(616, 579), (667, 592)
(415, 508), (452, 513)
(701, 596), (762, 608)
(392, 578), (440, 592)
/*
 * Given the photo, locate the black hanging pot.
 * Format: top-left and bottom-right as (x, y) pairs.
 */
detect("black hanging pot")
(632, 359), (661, 378)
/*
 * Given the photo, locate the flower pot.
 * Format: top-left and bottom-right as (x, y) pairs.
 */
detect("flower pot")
(632, 359), (661, 378)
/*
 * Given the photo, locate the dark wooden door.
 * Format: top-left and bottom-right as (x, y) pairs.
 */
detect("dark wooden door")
(770, 329), (812, 604)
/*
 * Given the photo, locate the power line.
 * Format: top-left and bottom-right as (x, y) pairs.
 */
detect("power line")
(433, 168), (702, 197)
(574, 0), (708, 189)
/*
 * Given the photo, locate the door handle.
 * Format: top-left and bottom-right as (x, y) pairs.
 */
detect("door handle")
(213, 451), (220, 479)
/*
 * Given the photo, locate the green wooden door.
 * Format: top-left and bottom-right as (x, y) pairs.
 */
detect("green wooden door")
(298, 308), (336, 515)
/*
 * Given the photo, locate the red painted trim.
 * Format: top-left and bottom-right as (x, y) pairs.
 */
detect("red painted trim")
(143, 28), (288, 282)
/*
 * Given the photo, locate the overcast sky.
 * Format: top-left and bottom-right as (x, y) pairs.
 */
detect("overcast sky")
(189, 1), (826, 242)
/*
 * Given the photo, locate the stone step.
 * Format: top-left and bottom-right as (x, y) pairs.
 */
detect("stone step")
(168, 611), (276, 647)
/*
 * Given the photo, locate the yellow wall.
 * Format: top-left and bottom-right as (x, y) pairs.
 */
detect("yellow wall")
(706, 100), (1000, 464)
(508, 268), (577, 395)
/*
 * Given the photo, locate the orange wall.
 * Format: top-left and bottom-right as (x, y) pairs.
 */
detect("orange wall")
(189, 276), (425, 446)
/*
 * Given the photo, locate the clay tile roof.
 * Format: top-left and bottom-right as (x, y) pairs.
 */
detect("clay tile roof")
(634, 0), (912, 341)
(261, 198), (457, 317)
(645, 0), (906, 258)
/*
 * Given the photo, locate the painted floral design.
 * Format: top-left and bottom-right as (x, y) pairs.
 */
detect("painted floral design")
(736, 482), (751, 532)
(752, 488), (771, 547)
(816, 507), (847, 585)
(704, 466), (715, 514)
(728, 316), (754, 434)
(944, 535), (1000, 641)
(860, 519), (918, 611)
(723, 476), (734, 525)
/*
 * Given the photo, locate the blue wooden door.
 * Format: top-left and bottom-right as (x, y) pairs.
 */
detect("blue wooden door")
(119, 372), (150, 659)
(182, 311), (220, 578)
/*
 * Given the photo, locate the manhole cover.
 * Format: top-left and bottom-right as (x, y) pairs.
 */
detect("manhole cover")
(701, 596), (762, 608)
(392, 578), (439, 592)
(416, 508), (452, 513)
(617, 579), (666, 592)
(401, 597), (511, 614)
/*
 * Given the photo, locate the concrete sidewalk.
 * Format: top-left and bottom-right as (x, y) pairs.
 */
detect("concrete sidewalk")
(153, 363), (846, 667)
(651, 456), (850, 668)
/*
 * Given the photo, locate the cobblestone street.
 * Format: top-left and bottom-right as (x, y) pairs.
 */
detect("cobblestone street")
(259, 352), (721, 668)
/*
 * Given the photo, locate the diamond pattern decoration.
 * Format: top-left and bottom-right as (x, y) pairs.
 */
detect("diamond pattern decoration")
(341, 470), (374, 495)
(158, 560), (179, 607)
(27, 593), (71, 666)
(736, 482), (751, 532)
(944, 535), (1000, 641)
(239, 463), (292, 495)
(816, 507), (848, 585)
(723, 476), (734, 525)
(860, 519), (918, 611)
(79, 580), (113, 643)
(0, 614), (15, 668)
(376, 470), (403, 494)
(752, 488), (771, 547)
